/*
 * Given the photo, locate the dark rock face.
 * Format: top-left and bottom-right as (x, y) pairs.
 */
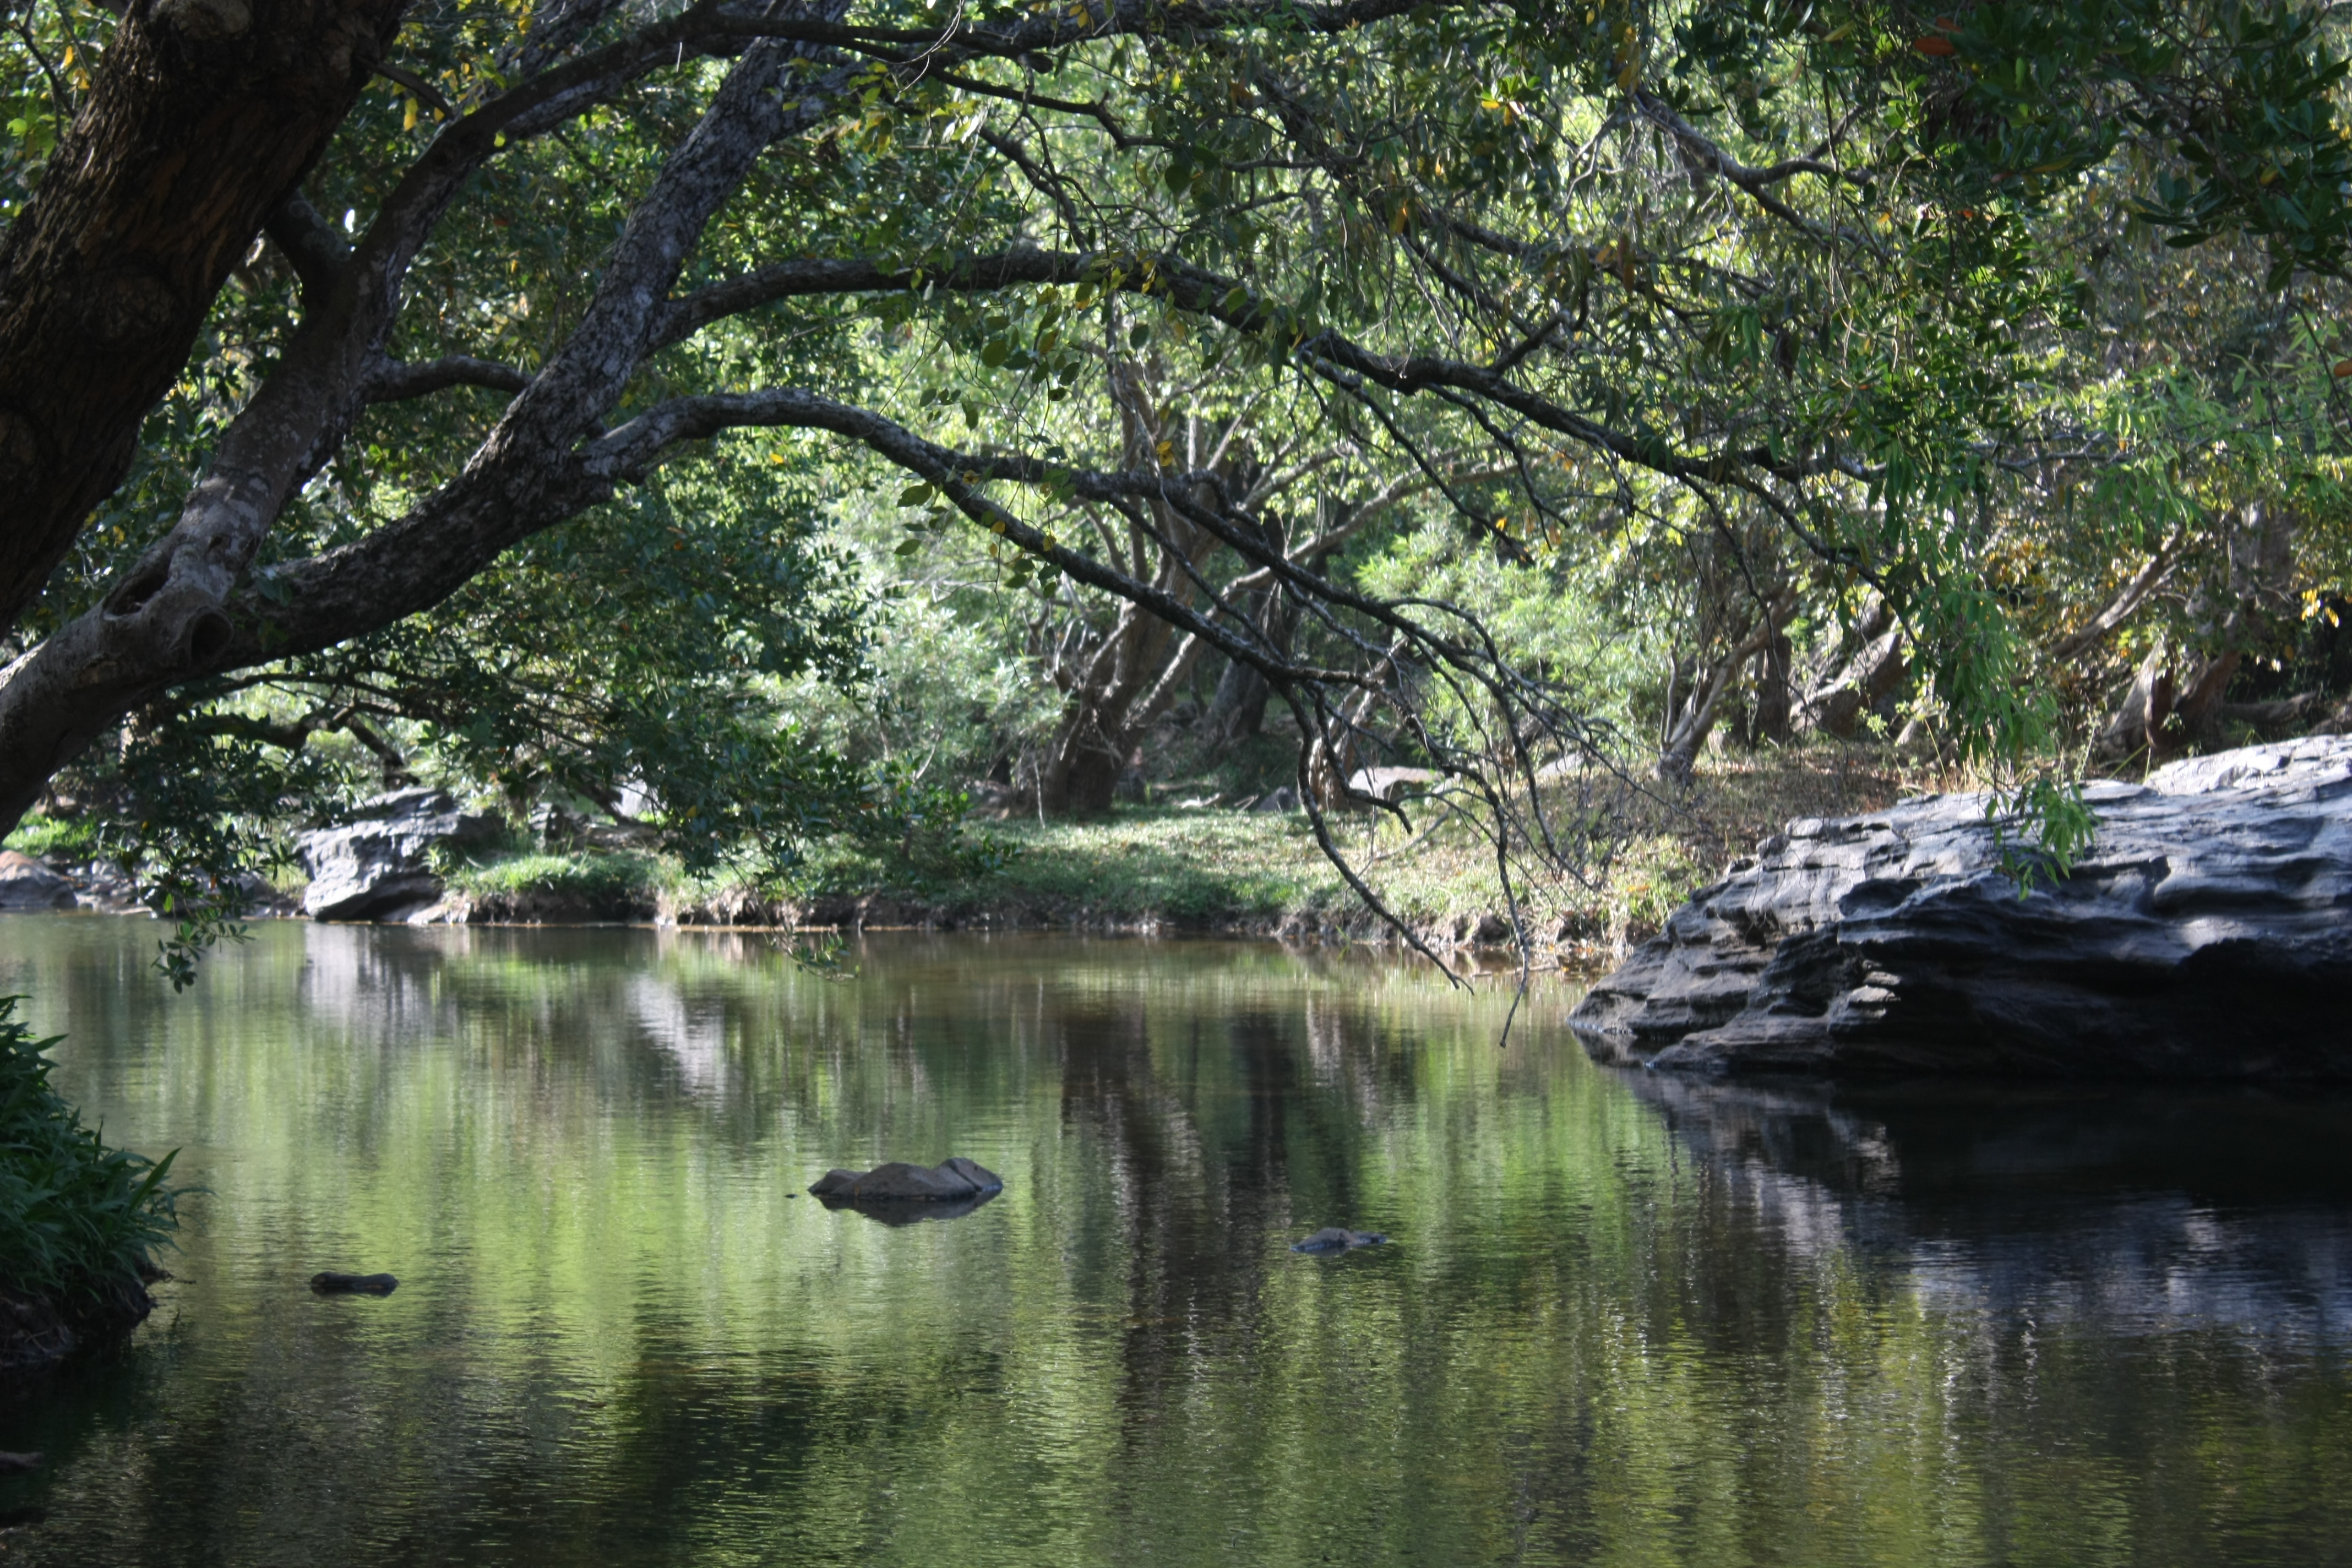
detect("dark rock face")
(1570, 738), (2352, 1079)
(295, 788), (499, 922)
(810, 1158), (1003, 1222)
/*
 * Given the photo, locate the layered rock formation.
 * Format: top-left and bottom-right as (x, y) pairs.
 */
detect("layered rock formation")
(296, 788), (498, 921)
(1570, 738), (2352, 1078)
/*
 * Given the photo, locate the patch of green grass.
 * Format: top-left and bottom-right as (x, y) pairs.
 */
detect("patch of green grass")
(0, 997), (180, 1308)
(911, 747), (1902, 943)
(721, 747), (1908, 946)
(971, 810), (1350, 921)
(2, 813), (100, 863)
(442, 851), (663, 903)
(455, 750), (1909, 948)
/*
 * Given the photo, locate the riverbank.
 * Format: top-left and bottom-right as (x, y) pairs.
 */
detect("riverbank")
(426, 749), (1909, 960)
(5, 749), (1907, 960)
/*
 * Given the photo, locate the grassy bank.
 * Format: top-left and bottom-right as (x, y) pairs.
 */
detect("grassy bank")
(421, 749), (1906, 959)
(924, 747), (1902, 951)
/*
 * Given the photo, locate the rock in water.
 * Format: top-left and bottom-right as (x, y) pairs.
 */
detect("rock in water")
(1292, 1228), (1389, 1253)
(295, 788), (499, 922)
(809, 1157), (1004, 1202)
(1570, 738), (2352, 1079)
(309, 1272), (399, 1294)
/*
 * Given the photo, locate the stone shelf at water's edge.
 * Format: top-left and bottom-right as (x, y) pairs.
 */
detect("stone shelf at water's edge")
(1569, 737), (2352, 1079)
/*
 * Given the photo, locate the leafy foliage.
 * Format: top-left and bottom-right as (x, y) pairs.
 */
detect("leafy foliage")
(6, 0), (2352, 950)
(0, 997), (179, 1308)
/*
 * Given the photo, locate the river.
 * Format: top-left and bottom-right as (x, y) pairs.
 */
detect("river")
(1, 916), (2347, 1565)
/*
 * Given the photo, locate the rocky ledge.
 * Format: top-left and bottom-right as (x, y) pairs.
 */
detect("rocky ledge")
(1570, 738), (2352, 1079)
(297, 787), (499, 921)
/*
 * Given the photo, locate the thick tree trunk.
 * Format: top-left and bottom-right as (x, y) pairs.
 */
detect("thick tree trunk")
(1750, 631), (1792, 745)
(0, 0), (410, 635)
(1795, 597), (1907, 739)
(1052, 736), (1127, 815)
(1206, 588), (1291, 746)
(1662, 598), (1796, 778)
(2097, 644), (2242, 763)
(1208, 648), (1271, 742)
(1039, 618), (1211, 815)
(2090, 504), (2294, 766)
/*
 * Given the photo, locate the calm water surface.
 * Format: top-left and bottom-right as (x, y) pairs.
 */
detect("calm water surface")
(1, 916), (2348, 1566)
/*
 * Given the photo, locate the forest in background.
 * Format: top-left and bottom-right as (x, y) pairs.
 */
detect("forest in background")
(1, 0), (2349, 964)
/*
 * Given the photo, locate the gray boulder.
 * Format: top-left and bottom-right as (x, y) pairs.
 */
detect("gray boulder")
(1344, 766), (1439, 804)
(0, 851), (75, 911)
(1571, 737), (2352, 1079)
(809, 1157), (1003, 1202)
(296, 788), (499, 922)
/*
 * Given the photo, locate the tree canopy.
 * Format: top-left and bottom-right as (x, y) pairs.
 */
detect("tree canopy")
(2, 0), (2348, 957)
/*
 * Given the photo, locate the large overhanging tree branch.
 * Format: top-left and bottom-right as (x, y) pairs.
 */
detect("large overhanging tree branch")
(0, 0), (412, 630)
(0, 0), (1532, 636)
(0, 6), (865, 821)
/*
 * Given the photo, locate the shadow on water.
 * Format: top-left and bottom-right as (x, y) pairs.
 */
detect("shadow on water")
(0, 917), (2344, 1567)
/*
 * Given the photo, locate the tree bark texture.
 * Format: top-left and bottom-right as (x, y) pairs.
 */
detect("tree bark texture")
(1749, 630), (1792, 745)
(1795, 597), (1906, 740)
(0, 0), (410, 634)
(1034, 386), (1234, 815)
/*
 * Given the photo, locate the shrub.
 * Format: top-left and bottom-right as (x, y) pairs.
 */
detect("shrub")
(442, 851), (661, 903)
(0, 997), (179, 1312)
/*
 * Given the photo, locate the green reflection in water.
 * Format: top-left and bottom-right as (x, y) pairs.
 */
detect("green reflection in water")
(0, 916), (2345, 1567)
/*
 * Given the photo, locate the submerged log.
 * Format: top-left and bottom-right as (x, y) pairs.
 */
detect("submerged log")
(1570, 738), (2352, 1079)
(1291, 1228), (1389, 1253)
(309, 1272), (398, 1294)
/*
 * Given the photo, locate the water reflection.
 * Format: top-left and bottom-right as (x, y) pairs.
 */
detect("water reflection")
(1632, 1074), (2352, 1343)
(0, 916), (2344, 1567)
